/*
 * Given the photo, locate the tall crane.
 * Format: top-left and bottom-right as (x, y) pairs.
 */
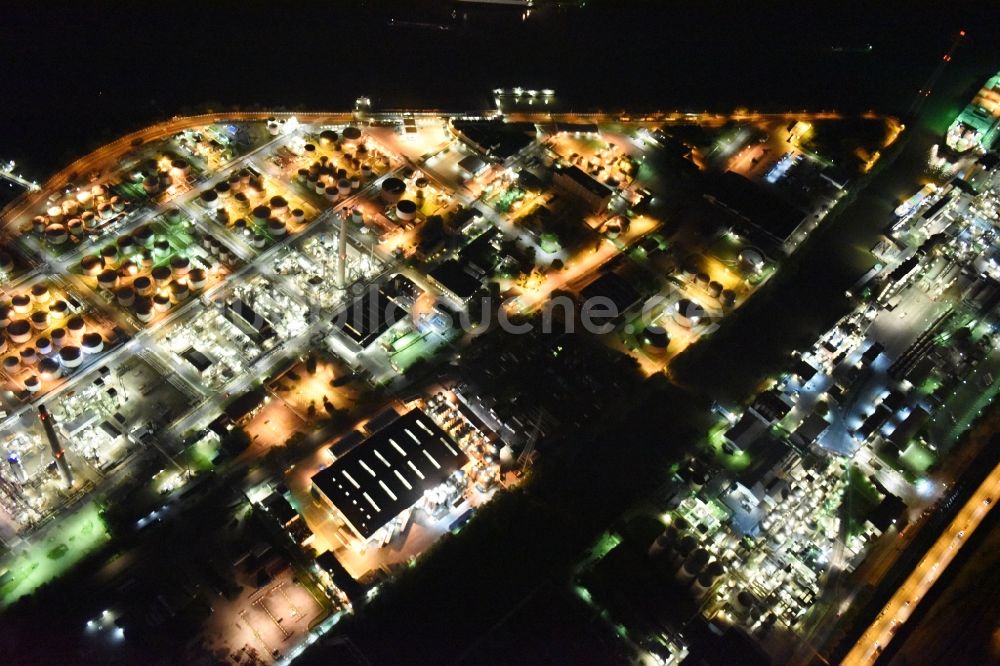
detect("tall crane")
(906, 29), (966, 119)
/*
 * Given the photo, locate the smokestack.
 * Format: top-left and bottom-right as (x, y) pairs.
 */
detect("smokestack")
(38, 405), (73, 488)
(338, 209), (349, 288)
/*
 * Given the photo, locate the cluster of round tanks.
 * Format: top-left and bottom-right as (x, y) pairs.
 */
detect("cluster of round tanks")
(1, 290), (103, 390)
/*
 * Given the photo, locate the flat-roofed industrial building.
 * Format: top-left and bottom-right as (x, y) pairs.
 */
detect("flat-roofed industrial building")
(311, 409), (468, 541)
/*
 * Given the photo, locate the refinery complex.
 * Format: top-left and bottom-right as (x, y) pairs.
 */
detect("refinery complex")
(0, 62), (997, 665)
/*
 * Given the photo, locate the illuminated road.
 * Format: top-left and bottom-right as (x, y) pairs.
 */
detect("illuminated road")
(842, 460), (1000, 665)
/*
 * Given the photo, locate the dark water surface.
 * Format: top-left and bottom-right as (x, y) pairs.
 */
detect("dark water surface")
(1, 1), (998, 177)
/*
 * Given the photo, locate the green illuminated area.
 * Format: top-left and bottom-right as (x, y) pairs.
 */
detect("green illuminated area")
(705, 419), (752, 472)
(898, 440), (936, 475)
(388, 326), (460, 375)
(843, 465), (882, 537)
(0, 502), (109, 608)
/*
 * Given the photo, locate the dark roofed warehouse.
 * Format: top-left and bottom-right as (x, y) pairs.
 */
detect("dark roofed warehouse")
(311, 410), (468, 540)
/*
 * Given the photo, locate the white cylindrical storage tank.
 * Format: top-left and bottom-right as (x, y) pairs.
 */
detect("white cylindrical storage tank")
(342, 126), (362, 146)
(133, 275), (153, 297)
(19, 347), (38, 366)
(169, 281), (189, 303)
(36, 337), (52, 356)
(45, 224), (68, 245)
(738, 248), (765, 274)
(396, 200), (417, 221)
(39, 357), (61, 380)
(50, 328), (67, 348)
(30, 311), (49, 331)
(80, 255), (103, 276)
(97, 269), (118, 291)
(188, 268), (207, 290)
(2, 356), (19, 373)
(200, 189), (219, 209)
(337, 178), (352, 195)
(252, 205), (271, 224)
(67, 218), (84, 237)
(59, 345), (83, 368)
(23, 375), (41, 393)
(8, 320), (32, 344)
(47, 205), (63, 222)
(116, 287), (135, 308)
(133, 224), (154, 247)
(66, 315), (86, 340)
(153, 293), (171, 312)
(82, 211), (97, 229)
(291, 208), (306, 224)
(170, 255), (191, 277)
(673, 298), (704, 328)
(267, 218), (287, 237)
(134, 297), (154, 323)
(81, 332), (104, 354)
(380, 177), (405, 204)
(100, 244), (118, 266)
(269, 196), (288, 216)
(76, 190), (93, 209)
(152, 265), (172, 287)
(252, 234), (267, 249)
(31, 284), (51, 305)
(49, 299), (68, 322)
(11, 294), (32, 314)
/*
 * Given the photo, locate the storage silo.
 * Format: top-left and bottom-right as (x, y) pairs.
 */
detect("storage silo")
(134, 297), (154, 323)
(80, 255), (103, 276)
(641, 324), (669, 356)
(36, 337), (52, 356)
(11, 294), (31, 314)
(39, 357), (61, 379)
(97, 269), (118, 291)
(380, 177), (406, 204)
(188, 268), (207, 289)
(152, 265), (172, 287)
(673, 298), (704, 328)
(342, 126), (362, 146)
(66, 315), (85, 339)
(30, 284), (49, 306)
(200, 189), (220, 209)
(267, 218), (287, 237)
(59, 345), (83, 368)
(396, 200), (417, 221)
(50, 328), (66, 348)
(116, 287), (135, 308)
(738, 248), (765, 274)
(29, 311), (49, 330)
(169, 281), (189, 303)
(170, 255), (191, 277)
(20, 347), (38, 366)
(45, 224), (68, 245)
(81, 332), (104, 354)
